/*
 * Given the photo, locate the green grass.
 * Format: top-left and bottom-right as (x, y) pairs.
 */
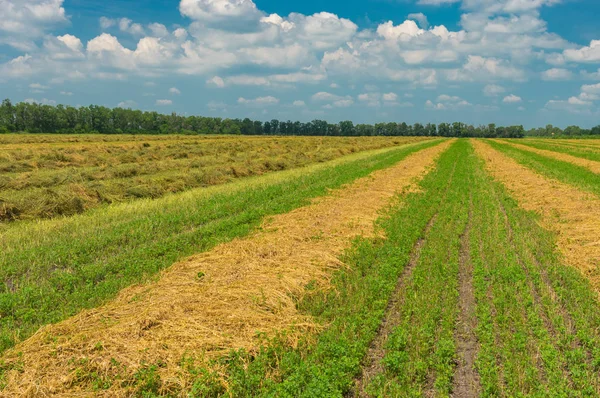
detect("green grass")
(510, 140), (600, 162)
(5, 138), (600, 397)
(488, 140), (600, 196)
(0, 139), (442, 353)
(142, 139), (464, 397)
(367, 140), (470, 397)
(467, 143), (600, 396)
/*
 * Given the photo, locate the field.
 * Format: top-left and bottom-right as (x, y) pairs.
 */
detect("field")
(0, 135), (427, 222)
(1, 135), (600, 396)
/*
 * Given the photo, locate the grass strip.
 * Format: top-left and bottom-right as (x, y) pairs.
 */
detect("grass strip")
(163, 140), (461, 397)
(488, 140), (600, 196)
(472, 140), (600, 396)
(514, 140), (600, 162)
(0, 140), (442, 353)
(366, 140), (469, 397)
(470, 154), (567, 396)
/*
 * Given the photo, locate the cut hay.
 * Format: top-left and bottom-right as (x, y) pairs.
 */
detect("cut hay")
(500, 140), (600, 174)
(473, 140), (600, 290)
(0, 141), (453, 396)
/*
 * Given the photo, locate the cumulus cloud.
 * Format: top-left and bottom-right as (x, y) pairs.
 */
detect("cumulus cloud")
(179, 0), (262, 22)
(541, 68), (572, 80)
(156, 99), (173, 105)
(118, 100), (137, 108)
(0, 0), (594, 121)
(564, 40), (600, 63)
(425, 98), (471, 110)
(483, 84), (505, 96)
(503, 94), (522, 103)
(169, 87), (181, 95)
(407, 13), (428, 28)
(238, 96), (279, 106)
(207, 76), (226, 87)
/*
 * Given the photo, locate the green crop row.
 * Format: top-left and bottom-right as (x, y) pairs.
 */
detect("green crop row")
(488, 140), (600, 196)
(509, 140), (600, 162)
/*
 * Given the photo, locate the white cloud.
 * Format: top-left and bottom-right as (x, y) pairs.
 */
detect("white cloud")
(24, 97), (56, 105)
(148, 23), (169, 37)
(156, 99), (173, 105)
(60, 91), (73, 96)
(207, 76), (226, 87)
(377, 20), (423, 41)
(312, 91), (341, 101)
(333, 99), (354, 107)
(541, 68), (572, 80)
(292, 100), (306, 107)
(0, 0), (67, 50)
(448, 56), (526, 82)
(582, 83), (600, 95)
(179, 0), (261, 22)
(418, 0), (460, 5)
(437, 94), (462, 102)
(29, 83), (49, 90)
(238, 96), (279, 106)
(383, 92), (398, 101)
(358, 92), (381, 107)
(118, 100), (137, 108)
(426, 96), (471, 110)
(483, 84), (505, 96)
(99, 17), (115, 29)
(503, 94), (522, 103)
(119, 18), (145, 36)
(407, 13), (428, 28)
(564, 40), (600, 63)
(169, 87), (181, 95)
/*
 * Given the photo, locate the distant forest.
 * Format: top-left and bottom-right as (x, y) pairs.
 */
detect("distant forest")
(1, 99), (599, 138)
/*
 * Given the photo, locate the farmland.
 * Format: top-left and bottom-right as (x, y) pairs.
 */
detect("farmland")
(0, 135), (426, 221)
(1, 135), (600, 397)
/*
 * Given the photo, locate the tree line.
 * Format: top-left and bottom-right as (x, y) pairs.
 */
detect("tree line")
(0, 99), (597, 137)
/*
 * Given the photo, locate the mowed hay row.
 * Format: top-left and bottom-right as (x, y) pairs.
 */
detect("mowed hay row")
(498, 140), (600, 174)
(526, 139), (600, 153)
(0, 136), (428, 221)
(473, 140), (600, 290)
(0, 140), (453, 396)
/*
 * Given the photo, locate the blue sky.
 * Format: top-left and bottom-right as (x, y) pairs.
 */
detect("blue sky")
(1, 0), (600, 128)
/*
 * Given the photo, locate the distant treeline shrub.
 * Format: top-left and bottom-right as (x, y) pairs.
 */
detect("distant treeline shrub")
(0, 99), (532, 138)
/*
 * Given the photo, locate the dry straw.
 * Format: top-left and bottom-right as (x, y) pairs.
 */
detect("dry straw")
(0, 141), (453, 396)
(474, 140), (600, 291)
(500, 140), (600, 174)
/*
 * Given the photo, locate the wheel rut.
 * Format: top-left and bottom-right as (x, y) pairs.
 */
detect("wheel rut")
(349, 213), (438, 398)
(451, 201), (481, 398)
(350, 153), (460, 398)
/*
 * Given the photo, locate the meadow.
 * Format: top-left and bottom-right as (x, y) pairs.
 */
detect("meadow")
(1, 135), (600, 397)
(0, 134), (424, 221)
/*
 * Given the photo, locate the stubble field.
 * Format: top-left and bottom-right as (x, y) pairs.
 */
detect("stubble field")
(1, 135), (600, 397)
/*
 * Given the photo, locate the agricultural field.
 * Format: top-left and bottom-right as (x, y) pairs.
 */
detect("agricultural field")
(1, 135), (600, 397)
(0, 134), (425, 221)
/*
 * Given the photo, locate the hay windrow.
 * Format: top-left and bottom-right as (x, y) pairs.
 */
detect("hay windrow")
(499, 140), (600, 174)
(473, 140), (600, 291)
(0, 140), (453, 396)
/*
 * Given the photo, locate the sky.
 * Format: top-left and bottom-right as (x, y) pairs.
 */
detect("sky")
(1, 0), (600, 128)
